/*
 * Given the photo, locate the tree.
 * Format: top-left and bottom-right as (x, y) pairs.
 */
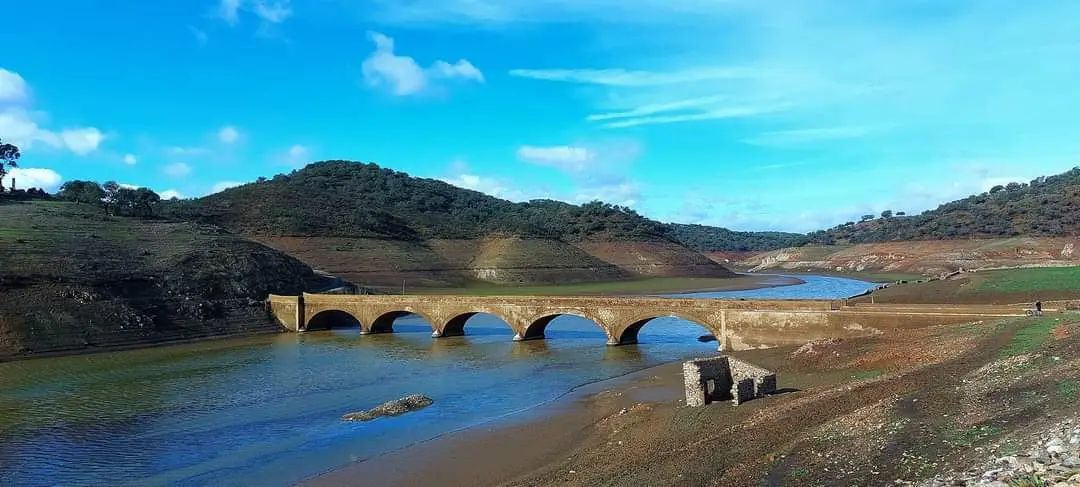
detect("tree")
(58, 180), (106, 205)
(0, 138), (20, 191)
(861, 214), (875, 222)
(989, 185), (1005, 194)
(102, 181), (121, 214)
(881, 210), (894, 219)
(896, 211), (907, 216)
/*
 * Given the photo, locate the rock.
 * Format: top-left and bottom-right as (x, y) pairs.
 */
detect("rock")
(1061, 456), (1080, 469)
(1047, 445), (1067, 455)
(1047, 438), (1063, 447)
(342, 394), (434, 422)
(697, 334), (718, 343)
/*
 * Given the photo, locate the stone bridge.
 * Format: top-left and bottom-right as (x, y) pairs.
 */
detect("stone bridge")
(267, 294), (1032, 351)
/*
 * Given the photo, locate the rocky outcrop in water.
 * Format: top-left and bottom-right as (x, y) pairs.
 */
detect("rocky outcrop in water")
(342, 394), (434, 422)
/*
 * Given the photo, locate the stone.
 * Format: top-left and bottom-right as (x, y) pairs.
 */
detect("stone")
(342, 394), (434, 421)
(683, 356), (776, 407)
(1061, 456), (1080, 469)
(1048, 445), (1067, 455)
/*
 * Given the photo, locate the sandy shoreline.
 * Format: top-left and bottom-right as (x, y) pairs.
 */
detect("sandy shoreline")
(300, 359), (690, 487)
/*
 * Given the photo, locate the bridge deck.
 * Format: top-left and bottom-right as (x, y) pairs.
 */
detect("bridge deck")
(266, 293), (1034, 351)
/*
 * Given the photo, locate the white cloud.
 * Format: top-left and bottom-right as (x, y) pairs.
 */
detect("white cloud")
(571, 180), (641, 208)
(216, 0), (242, 25)
(282, 144), (309, 167)
(252, 0), (292, 23)
(211, 181), (243, 193)
(361, 31), (484, 96)
(60, 128), (105, 156)
(442, 173), (515, 198)
(164, 162), (192, 178)
(218, 125), (240, 144)
(0, 68), (29, 104)
(159, 189), (184, 200)
(190, 26), (209, 45)
(123, 154), (137, 165)
(2, 168), (62, 192)
(517, 145), (594, 172)
(166, 146), (209, 156)
(215, 0), (292, 27)
(119, 183), (140, 190)
(0, 108), (105, 155)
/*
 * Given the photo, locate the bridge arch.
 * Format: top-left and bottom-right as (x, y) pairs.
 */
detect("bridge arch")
(440, 312), (516, 338)
(521, 311), (610, 342)
(305, 309), (362, 331)
(369, 310), (438, 335)
(615, 312), (719, 346)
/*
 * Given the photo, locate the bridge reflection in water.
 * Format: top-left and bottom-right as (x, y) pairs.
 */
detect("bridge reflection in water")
(267, 294), (1029, 351)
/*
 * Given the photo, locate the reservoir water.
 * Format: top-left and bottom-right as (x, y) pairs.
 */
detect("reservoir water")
(0, 275), (876, 487)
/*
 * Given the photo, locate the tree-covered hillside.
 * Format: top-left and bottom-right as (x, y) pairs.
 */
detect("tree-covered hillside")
(669, 224), (809, 252)
(809, 167), (1080, 244)
(167, 161), (794, 249)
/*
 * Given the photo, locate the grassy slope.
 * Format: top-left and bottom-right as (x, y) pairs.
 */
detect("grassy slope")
(0, 200), (327, 359)
(855, 266), (1080, 305)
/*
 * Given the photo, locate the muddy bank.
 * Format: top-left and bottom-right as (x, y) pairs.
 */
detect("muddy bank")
(303, 315), (1080, 487)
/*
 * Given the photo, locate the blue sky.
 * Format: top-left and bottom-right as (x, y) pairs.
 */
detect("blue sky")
(3, 0), (1080, 232)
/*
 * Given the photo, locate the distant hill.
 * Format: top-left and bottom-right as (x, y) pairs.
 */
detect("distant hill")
(0, 200), (331, 359)
(810, 167), (1080, 244)
(166, 161), (672, 242)
(163, 161), (804, 287)
(670, 224), (809, 252)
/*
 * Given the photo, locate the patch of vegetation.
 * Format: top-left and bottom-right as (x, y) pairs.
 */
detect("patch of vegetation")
(808, 167), (1080, 243)
(787, 466), (810, 479)
(952, 424), (1004, 447)
(1058, 379), (1080, 399)
(999, 317), (1059, 357)
(1008, 474), (1049, 487)
(969, 267), (1080, 295)
(851, 370), (884, 380)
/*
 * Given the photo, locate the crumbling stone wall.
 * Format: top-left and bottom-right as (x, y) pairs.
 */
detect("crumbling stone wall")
(683, 356), (777, 407)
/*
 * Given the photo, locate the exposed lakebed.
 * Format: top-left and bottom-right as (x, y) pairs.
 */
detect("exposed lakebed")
(0, 275), (875, 487)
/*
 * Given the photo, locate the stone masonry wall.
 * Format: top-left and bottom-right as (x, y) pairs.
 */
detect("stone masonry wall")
(683, 356), (777, 407)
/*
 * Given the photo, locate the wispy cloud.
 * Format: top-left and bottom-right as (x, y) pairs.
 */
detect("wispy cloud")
(742, 126), (880, 147)
(516, 145), (594, 172)
(163, 162), (192, 179)
(509, 67), (761, 87)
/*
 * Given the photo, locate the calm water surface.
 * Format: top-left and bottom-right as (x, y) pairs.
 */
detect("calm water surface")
(0, 275), (875, 487)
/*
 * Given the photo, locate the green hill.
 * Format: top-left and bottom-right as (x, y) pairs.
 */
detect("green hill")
(166, 161), (672, 242)
(669, 223), (809, 252)
(810, 167), (1080, 244)
(0, 200), (331, 359)
(162, 161), (807, 287)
